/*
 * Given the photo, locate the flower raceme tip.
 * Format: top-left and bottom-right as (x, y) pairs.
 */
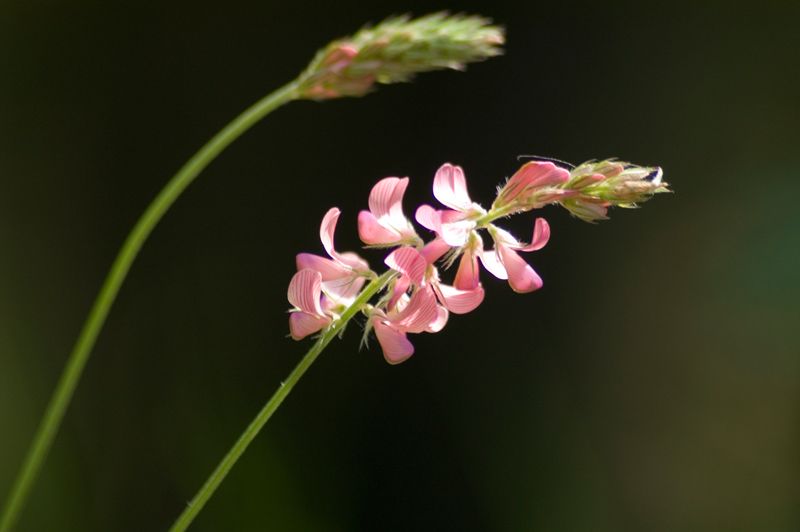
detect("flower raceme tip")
(288, 158), (668, 363)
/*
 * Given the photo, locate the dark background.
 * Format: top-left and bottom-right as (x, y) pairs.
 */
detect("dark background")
(1, 1), (798, 530)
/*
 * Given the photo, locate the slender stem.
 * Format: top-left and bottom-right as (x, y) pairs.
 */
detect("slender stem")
(475, 204), (519, 227)
(0, 80), (300, 532)
(169, 270), (395, 532)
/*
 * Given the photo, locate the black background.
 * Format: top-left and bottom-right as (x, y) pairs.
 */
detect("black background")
(1, 1), (798, 530)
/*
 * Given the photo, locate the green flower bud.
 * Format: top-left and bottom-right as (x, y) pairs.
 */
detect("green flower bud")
(561, 160), (670, 222)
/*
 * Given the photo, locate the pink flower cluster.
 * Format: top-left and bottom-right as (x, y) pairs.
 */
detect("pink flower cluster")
(288, 161), (571, 364)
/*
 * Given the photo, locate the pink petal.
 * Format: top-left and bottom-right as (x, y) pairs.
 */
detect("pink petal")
(358, 210), (402, 245)
(500, 162), (570, 204)
(519, 161), (570, 187)
(373, 318), (415, 364)
(436, 283), (485, 314)
(289, 311), (331, 340)
(415, 204), (441, 232)
(393, 286), (439, 333)
(433, 163), (472, 211)
(517, 217), (550, 252)
(319, 207), (341, 259)
(385, 247), (427, 285)
(318, 208), (370, 270)
(296, 253), (351, 281)
(478, 249), (508, 280)
(426, 304), (449, 333)
(388, 274), (411, 310)
(421, 237), (451, 264)
(453, 249), (480, 290)
(497, 244), (543, 293)
(287, 269), (325, 315)
(368, 177), (409, 223)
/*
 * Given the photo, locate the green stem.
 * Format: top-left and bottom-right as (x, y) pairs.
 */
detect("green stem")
(0, 80), (300, 532)
(475, 204), (519, 227)
(169, 270), (395, 532)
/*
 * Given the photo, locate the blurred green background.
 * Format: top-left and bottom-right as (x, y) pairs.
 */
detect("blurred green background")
(1, 1), (798, 530)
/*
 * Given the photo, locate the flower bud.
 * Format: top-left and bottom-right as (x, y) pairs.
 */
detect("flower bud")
(560, 160), (669, 222)
(297, 13), (504, 100)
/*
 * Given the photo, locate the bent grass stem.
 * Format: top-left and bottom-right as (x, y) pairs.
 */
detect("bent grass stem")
(0, 80), (300, 532)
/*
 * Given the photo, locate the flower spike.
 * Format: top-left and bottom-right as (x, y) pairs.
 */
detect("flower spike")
(289, 157), (668, 364)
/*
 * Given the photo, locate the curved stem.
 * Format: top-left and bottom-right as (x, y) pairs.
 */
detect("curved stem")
(169, 270), (395, 532)
(0, 80), (300, 532)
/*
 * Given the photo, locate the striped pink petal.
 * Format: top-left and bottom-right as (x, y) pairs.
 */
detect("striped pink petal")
(415, 204), (441, 232)
(289, 311), (331, 340)
(373, 318), (415, 364)
(287, 269), (325, 315)
(385, 247), (427, 285)
(436, 283), (485, 314)
(368, 177), (411, 231)
(296, 253), (351, 281)
(433, 163), (472, 211)
(393, 286), (439, 333)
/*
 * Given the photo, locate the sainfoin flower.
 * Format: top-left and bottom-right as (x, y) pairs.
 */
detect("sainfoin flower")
(357, 177), (418, 246)
(416, 163), (550, 294)
(296, 207), (371, 306)
(289, 157), (668, 363)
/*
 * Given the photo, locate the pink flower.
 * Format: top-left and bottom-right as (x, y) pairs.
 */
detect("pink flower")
(296, 207), (371, 306)
(357, 177), (418, 246)
(386, 245), (484, 316)
(287, 269), (333, 340)
(416, 162), (552, 295)
(371, 284), (446, 364)
(415, 163), (486, 246)
(479, 217), (551, 293)
(366, 246), (452, 363)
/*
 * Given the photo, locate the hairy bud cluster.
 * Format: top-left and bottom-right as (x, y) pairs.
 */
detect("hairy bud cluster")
(560, 160), (669, 222)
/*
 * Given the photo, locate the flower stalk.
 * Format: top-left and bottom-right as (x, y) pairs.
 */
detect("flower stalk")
(168, 270), (395, 532)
